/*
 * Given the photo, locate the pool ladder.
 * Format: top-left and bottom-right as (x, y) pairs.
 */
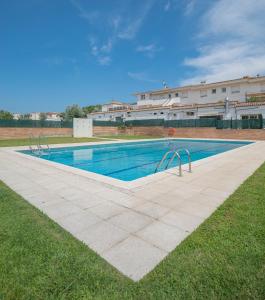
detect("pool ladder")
(155, 148), (191, 176)
(29, 134), (50, 156)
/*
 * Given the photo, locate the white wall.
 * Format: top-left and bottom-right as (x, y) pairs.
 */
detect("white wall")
(136, 79), (265, 107)
(73, 118), (93, 137)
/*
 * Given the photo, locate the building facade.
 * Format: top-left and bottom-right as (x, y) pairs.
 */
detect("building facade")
(88, 76), (265, 122)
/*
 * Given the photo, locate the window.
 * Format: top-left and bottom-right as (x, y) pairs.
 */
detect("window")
(181, 91), (188, 98)
(222, 87), (226, 93)
(154, 112), (157, 115)
(168, 94), (171, 98)
(160, 112), (164, 115)
(186, 111), (195, 116)
(173, 113), (177, 116)
(231, 86), (240, 93)
(212, 89), (216, 94)
(175, 93), (179, 97)
(140, 94), (145, 100)
(200, 90), (207, 97)
(242, 114), (260, 120)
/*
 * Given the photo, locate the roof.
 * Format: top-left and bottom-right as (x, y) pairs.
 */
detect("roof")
(89, 100), (241, 115)
(235, 101), (265, 107)
(103, 100), (130, 106)
(134, 75), (265, 96)
(88, 100), (265, 115)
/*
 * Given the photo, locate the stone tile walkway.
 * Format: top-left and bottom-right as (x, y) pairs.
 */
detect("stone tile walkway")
(0, 140), (265, 281)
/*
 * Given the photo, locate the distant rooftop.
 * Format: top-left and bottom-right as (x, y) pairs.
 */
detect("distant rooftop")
(134, 75), (265, 96)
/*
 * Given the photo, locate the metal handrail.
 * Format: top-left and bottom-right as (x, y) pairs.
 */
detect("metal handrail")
(176, 148), (192, 173)
(155, 150), (173, 172)
(28, 134), (50, 156)
(29, 134), (38, 154)
(155, 148), (191, 177)
(167, 151), (182, 176)
(38, 135), (50, 154)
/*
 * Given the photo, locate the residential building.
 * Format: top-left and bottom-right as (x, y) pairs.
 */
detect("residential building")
(88, 75), (265, 121)
(13, 112), (61, 121)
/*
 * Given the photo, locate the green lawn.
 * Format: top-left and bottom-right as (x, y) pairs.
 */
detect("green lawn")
(0, 137), (108, 147)
(0, 135), (163, 147)
(0, 164), (265, 299)
(99, 135), (163, 140)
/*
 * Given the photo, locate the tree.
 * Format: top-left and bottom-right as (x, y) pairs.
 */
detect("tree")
(247, 96), (258, 102)
(63, 104), (85, 121)
(82, 105), (102, 115)
(39, 112), (47, 121)
(0, 110), (13, 120)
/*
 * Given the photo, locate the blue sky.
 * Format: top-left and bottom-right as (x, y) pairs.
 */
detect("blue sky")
(1, 0), (265, 113)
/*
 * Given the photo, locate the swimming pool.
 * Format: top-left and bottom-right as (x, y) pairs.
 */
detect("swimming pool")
(21, 139), (251, 181)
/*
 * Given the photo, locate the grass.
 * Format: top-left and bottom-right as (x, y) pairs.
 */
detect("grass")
(0, 164), (265, 299)
(99, 135), (164, 140)
(0, 135), (162, 147)
(0, 137), (108, 147)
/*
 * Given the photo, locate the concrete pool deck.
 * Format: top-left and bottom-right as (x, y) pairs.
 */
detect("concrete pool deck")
(1, 138), (265, 281)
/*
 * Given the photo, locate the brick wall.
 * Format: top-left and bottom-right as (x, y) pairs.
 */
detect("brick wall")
(167, 127), (265, 140)
(93, 126), (265, 140)
(1, 126), (265, 140)
(93, 126), (120, 136)
(0, 127), (73, 139)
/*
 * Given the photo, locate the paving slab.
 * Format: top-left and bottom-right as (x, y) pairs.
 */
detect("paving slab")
(108, 210), (153, 233)
(76, 221), (128, 254)
(102, 236), (167, 281)
(56, 211), (101, 235)
(160, 211), (204, 232)
(133, 201), (170, 219)
(136, 220), (188, 252)
(89, 202), (128, 220)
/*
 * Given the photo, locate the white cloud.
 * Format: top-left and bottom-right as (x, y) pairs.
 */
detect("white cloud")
(182, 0), (265, 85)
(117, 0), (154, 40)
(88, 37), (112, 66)
(71, 0), (154, 64)
(128, 71), (158, 83)
(136, 43), (162, 58)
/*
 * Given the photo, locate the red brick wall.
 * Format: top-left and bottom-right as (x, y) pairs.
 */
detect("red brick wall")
(93, 126), (166, 136)
(0, 127), (73, 139)
(167, 127), (265, 140)
(93, 126), (119, 136)
(93, 126), (265, 140)
(1, 126), (265, 140)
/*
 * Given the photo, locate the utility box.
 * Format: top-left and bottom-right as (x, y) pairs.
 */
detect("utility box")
(73, 118), (93, 137)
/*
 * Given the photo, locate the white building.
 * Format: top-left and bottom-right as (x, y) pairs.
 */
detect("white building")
(88, 76), (265, 121)
(13, 112), (61, 121)
(30, 112), (61, 121)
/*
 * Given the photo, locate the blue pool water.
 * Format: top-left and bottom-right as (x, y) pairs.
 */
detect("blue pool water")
(21, 139), (251, 181)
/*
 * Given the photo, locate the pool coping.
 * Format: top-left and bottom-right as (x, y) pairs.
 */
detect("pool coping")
(3, 137), (259, 190)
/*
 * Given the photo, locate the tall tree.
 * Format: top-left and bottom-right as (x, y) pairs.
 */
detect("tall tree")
(63, 104), (85, 121)
(82, 105), (102, 115)
(0, 110), (13, 120)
